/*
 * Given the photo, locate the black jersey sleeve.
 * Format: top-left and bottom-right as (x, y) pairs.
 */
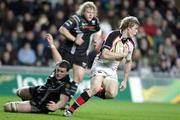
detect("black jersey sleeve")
(62, 15), (77, 30)
(102, 31), (120, 50)
(61, 81), (77, 99)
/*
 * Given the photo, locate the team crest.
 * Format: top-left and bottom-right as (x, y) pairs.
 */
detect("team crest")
(65, 83), (70, 88)
(81, 22), (86, 26)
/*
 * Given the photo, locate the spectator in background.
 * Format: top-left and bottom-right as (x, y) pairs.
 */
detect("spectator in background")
(133, 0), (151, 20)
(9, 30), (20, 50)
(160, 20), (172, 38)
(139, 37), (149, 57)
(0, 1), (7, 23)
(143, 16), (157, 37)
(3, 9), (17, 31)
(173, 21), (180, 39)
(1, 51), (13, 65)
(163, 37), (178, 65)
(131, 48), (141, 70)
(19, 31), (38, 50)
(54, 10), (65, 28)
(120, 0), (132, 15)
(23, 12), (34, 31)
(0, 25), (8, 53)
(0, 41), (17, 65)
(17, 42), (36, 66)
(0, 0), (179, 75)
(136, 9), (146, 23)
(4, 42), (17, 65)
(171, 58), (180, 75)
(170, 22), (180, 57)
(151, 10), (163, 28)
(165, 9), (176, 25)
(157, 55), (171, 72)
(153, 28), (164, 51)
(147, 0), (156, 12)
(35, 43), (47, 66)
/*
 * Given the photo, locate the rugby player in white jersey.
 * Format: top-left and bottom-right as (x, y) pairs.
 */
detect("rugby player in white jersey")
(64, 16), (140, 117)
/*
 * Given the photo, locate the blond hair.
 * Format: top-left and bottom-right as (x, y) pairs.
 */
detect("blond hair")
(119, 16), (140, 31)
(76, 1), (97, 16)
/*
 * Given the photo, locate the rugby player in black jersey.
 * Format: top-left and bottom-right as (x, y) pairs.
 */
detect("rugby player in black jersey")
(59, 1), (101, 96)
(4, 34), (76, 113)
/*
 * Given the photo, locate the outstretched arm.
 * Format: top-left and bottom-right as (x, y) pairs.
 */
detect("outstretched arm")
(120, 60), (132, 91)
(45, 34), (62, 64)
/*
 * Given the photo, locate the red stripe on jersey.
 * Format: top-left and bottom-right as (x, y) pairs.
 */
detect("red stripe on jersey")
(81, 26), (96, 29)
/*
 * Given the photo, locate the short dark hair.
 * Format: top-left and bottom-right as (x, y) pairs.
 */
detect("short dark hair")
(56, 60), (71, 71)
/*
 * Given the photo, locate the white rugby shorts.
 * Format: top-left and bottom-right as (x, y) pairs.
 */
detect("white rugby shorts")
(91, 66), (118, 81)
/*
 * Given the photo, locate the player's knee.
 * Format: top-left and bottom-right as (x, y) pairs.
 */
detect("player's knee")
(74, 76), (83, 83)
(90, 87), (102, 96)
(73, 71), (85, 83)
(106, 90), (117, 99)
(16, 89), (21, 97)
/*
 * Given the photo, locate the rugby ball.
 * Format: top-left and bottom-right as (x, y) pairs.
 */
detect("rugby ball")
(111, 40), (124, 53)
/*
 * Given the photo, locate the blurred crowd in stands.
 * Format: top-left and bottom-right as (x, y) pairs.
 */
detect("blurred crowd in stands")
(0, 0), (179, 74)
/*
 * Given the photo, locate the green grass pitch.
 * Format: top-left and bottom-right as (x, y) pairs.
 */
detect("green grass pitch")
(0, 96), (180, 120)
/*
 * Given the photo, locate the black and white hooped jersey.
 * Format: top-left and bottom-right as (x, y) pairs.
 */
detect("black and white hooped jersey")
(62, 14), (100, 55)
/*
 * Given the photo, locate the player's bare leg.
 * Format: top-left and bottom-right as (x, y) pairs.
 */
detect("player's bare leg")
(103, 79), (119, 99)
(87, 75), (104, 96)
(93, 79), (118, 99)
(64, 75), (104, 117)
(63, 64), (85, 108)
(73, 64), (85, 83)
(4, 101), (32, 112)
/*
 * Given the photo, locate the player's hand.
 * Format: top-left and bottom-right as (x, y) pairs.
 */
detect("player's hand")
(46, 101), (58, 111)
(45, 33), (54, 45)
(119, 80), (127, 92)
(75, 37), (84, 45)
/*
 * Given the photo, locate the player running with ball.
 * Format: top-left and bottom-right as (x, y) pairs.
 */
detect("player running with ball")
(64, 16), (140, 117)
